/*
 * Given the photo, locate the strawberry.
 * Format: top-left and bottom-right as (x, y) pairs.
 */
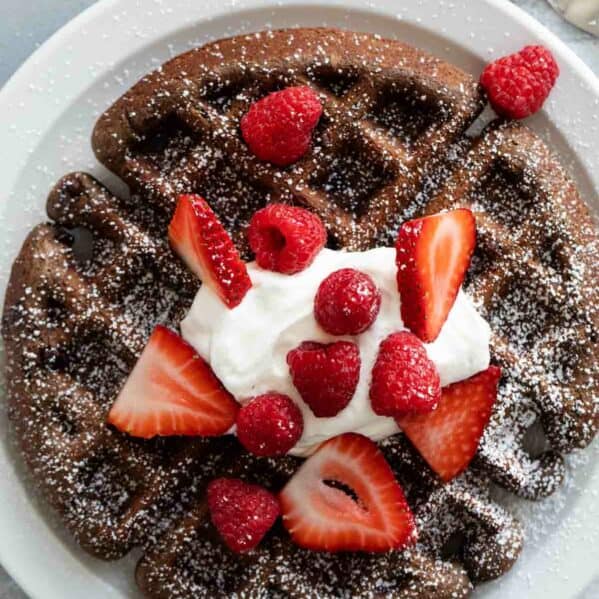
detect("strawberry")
(280, 433), (417, 552)
(169, 194), (251, 308)
(396, 208), (476, 343)
(107, 325), (239, 438)
(397, 366), (500, 482)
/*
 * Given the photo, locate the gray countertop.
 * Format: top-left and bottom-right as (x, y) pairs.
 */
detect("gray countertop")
(0, 1), (597, 597)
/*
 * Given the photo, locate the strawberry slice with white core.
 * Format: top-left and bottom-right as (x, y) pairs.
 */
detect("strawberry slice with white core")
(108, 325), (239, 438)
(280, 433), (417, 552)
(396, 208), (476, 342)
(397, 366), (500, 482)
(169, 194), (251, 309)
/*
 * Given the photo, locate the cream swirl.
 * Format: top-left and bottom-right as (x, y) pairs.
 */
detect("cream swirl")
(181, 247), (491, 456)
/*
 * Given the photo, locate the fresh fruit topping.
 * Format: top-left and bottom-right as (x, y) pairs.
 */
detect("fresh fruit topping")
(248, 203), (327, 274)
(480, 45), (559, 119)
(240, 86), (323, 166)
(280, 433), (417, 552)
(287, 341), (360, 418)
(396, 208), (476, 343)
(236, 392), (304, 456)
(397, 366), (500, 482)
(369, 331), (441, 417)
(107, 325), (239, 438)
(207, 478), (280, 553)
(169, 194), (251, 308)
(314, 268), (382, 336)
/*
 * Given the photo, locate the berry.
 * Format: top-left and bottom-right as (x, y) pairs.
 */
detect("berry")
(287, 341), (360, 418)
(248, 203), (326, 274)
(480, 45), (559, 119)
(240, 86), (323, 166)
(396, 208), (476, 343)
(280, 433), (417, 552)
(314, 268), (381, 335)
(369, 331), (441, 417)
(236, 393), (304, 456)
(169, 194), (251, 308)
(397, 366), (500, 481)
(107, 325), (239, 438)
(207, 478), (280, 553)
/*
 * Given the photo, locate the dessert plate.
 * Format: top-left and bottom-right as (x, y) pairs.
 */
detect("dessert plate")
(0, 0), (597, 597)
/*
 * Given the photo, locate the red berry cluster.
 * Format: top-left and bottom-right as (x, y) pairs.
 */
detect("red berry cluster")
(287, 341), (360, 418)
(240, 85), (323, 166)
(480, 45), (559, 119)
(115, 67), (529, 555)
(248, 204), (326, 275)
(236, 393), (303, 457)
(314, 268), (381, 335)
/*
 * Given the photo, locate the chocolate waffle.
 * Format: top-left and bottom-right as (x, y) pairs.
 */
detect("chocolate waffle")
(91, 28), (484, 252)
(2, 28), (598, 598)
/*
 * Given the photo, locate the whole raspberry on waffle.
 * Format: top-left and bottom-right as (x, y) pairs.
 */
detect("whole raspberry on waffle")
(236, 392), (304, 456)
(370, 331), (441, 417)
(207, 478), (280, 553)
(248, 203), (326, 274)
(287, 341), (360, 417)
(480, 45), (559, 119)
(314, 268), (382, 335)
(240, 86), (323, 166)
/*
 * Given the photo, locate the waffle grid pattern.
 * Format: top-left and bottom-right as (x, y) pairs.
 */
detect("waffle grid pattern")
(92, 29), (484, 253)
(2, 28), (597, 598)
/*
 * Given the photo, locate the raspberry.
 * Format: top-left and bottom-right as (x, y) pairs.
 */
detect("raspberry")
(207, 478), (280, 553)
(248, 204), (327, 274)
(314, 268), (381, 335)
(240, 86), (323, 166)
(370, 331), (441, 417)
(287, 341), (360, 418)
(480, 45), (559, 119)
(236, 392), (304, 456)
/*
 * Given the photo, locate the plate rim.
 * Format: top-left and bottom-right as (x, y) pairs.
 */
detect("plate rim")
(0, 0), (597, 597)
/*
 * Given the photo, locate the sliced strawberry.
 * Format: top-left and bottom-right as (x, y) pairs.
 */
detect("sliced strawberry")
(280, 433), (417, 552)
(397, 366), (500, 482)
(107, 325), (239, 438)
(169, 194), (251, 308)
(396, 208), (476, 342)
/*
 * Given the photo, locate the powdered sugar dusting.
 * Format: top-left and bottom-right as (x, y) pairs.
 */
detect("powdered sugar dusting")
(1, 25), (597, 599)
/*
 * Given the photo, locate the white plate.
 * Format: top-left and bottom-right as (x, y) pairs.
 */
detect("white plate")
(0, 1), (597, 597)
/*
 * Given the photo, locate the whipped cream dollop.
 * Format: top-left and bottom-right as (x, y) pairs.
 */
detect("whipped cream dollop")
(181, 248), (491, 457)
